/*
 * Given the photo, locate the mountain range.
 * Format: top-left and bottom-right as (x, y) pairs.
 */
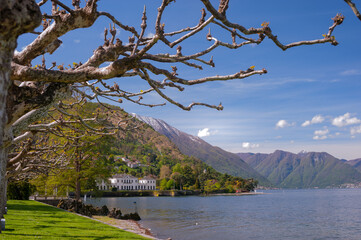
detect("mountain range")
(134, 114), (361, 189)
(238, 151), (361, 188)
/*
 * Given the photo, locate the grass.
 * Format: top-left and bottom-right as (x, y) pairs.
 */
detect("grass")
(0, 200), (150, 240)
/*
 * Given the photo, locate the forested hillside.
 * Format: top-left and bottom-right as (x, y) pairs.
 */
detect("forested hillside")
(29, 102), (257, 195)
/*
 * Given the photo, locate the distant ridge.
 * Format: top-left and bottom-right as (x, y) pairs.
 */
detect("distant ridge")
(238, 150), (361, 188)
(133, 114), (272, 186)
(346, 158), (361, 173)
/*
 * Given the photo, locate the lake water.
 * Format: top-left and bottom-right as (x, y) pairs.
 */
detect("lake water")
(86, 189), (361, 240)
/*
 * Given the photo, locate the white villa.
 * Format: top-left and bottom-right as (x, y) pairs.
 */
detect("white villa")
(97, 174), (156, 191)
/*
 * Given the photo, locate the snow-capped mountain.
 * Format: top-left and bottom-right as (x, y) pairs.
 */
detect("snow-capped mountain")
(132, 113), (271, 186)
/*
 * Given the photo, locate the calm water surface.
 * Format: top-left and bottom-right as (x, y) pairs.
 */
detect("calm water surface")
(87, 189), (361, 240)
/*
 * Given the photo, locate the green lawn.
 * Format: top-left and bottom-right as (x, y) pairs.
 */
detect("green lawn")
(0, 200), (150, 240)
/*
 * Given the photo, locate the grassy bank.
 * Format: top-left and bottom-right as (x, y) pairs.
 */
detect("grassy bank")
(0, 200), (150, 240)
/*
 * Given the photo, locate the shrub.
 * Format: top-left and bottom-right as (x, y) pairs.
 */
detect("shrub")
(7, 181), (36, 200)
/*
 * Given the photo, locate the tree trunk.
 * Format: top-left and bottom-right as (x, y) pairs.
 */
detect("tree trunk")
(75, 139), (81, 201)
(0, 0), (41, 232)
(75, 159), (81, 201)
(0, 149), (8, 225)
(0, 37), (16, 233)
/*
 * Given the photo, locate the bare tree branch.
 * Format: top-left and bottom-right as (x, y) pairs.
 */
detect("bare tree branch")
(200, 0), (342, 50)
(345, 0), (361, 21)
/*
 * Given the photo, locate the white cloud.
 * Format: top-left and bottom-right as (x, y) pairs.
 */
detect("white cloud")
(198, 128), (210, 137)
(276, 120), (294, 129)
(74, 39), (81, 43)
(311, 115), (324, 124)
(197, 128), (218, 138)
(332, 113), (361, 127)
(313, 135), (327, 140)
(242, 142), (260, 149)
(350, 125), (361, 135)
(314, 129), (329, 136)
(301, 120), (311, 127)
(340, 69), (361, 76)
(301, 114), (325, 127)
(146, 32), (155, 38)
(313, 127), (329, 140)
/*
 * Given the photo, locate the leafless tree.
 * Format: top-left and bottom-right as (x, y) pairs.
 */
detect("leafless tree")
(0, 0), (347, 228)
(6, 98), (128, 178)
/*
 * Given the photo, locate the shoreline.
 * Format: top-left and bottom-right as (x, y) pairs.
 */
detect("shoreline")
(207, 191), (268, 196)
(92, 216), (159, 239)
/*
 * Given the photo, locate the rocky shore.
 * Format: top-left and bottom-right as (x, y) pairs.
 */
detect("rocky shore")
(92, 216), (157, 239)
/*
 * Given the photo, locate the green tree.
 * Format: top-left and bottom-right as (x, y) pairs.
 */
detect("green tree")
(31, 133), (111, 200)
(172, 163), (182, 174)
(7, 181), (36, 200)
(181, 165), (195, 187)
(166, 179), (175, 190)
(194, 178), (200, 190)
(160, 178), (168, 190)
(204, 180), (221, 193)
(171, 172), (186, 190)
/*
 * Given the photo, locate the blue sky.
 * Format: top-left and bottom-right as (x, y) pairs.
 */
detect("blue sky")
(17, 1), (361, 159)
